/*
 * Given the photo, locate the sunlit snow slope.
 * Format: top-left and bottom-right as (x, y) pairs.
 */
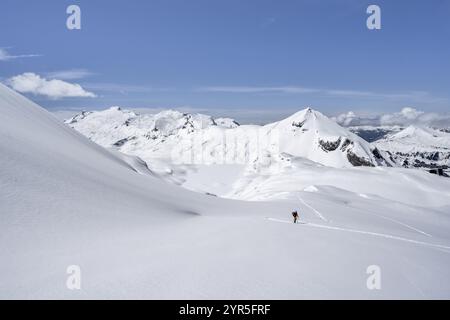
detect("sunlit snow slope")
(375, 126), (450, 168)
(2, 84), (450, 299)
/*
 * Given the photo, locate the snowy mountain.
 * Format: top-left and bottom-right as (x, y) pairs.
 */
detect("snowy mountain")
(262, 108), (392, 167)
(375, 125), (450, 169)
(2, 84), (450, 299)
(67, 106), (392, 169)
(66, 107), (239, 162)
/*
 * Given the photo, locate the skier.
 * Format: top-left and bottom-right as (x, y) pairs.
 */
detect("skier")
(292, 211), (299, 224)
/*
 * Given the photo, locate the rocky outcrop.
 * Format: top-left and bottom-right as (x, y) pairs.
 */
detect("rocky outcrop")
(318, 138), (342, 152)
(347, 151), (375, 167)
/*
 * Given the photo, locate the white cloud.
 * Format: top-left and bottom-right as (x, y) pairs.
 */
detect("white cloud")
(199, 86), (319, 94)
(0, 48), (41, 61)
(198, 86), (446, 104)
(379, 107), (424, 125)
(333, 111), (360, 127)
(7, 73), (96, 99)
(46, 69), (95, 80)
(82, 82), (172, 94)
(333, 107), (450, 128)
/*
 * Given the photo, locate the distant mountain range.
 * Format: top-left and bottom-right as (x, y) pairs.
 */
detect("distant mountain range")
(66, 107), (392, 169)
(374, 126), (450, 169)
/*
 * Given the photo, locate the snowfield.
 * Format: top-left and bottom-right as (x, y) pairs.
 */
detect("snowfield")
(1, 83), (450, 299)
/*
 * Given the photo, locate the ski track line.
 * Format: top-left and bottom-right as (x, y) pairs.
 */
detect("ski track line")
(266, 218), (450, 251)
(375, 215), (432, 238)
(300, 191), (431, 238)
(358, 208), (432, 238)
(297, 195), (328, 222)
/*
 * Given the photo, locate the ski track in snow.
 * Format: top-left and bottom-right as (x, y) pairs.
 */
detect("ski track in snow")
(300, 191), (431, 237)
(297, 194), (328, 222)
(343, 199), (433, 237)
(266, 218), (450, 251)
(362, 208), (432, 238)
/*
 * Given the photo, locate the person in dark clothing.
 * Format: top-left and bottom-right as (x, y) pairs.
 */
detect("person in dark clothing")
(292, 211), (299, 224)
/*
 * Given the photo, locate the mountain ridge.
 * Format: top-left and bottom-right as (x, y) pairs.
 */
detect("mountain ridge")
(66, 106), (391, 169)
(375, 124), (450, 169)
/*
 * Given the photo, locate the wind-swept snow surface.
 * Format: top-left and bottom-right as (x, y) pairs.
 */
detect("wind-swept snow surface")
(2, 84), (450, 299)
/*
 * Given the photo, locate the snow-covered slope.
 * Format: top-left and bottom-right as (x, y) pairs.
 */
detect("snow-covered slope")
(263, 108), (391, 167)
(2, 84), (450, 299)
(226, 153), (450, 207)
(375, 125), (450, 168)
(0, 87), (205, 221)
(0, 83), (278, 298)
(67, 106), (391, 169)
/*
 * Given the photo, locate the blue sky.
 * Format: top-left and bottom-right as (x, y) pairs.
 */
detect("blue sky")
(1, 0), (449, 122)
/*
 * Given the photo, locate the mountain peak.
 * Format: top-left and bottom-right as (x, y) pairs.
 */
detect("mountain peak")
(276, 107), (322, 127)
(391, 125), (441, 140)
(66, 105), (391, 168)
(259, 107), (392, 167)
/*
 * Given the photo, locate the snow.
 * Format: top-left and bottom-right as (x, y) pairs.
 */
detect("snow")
(67, 106), (392, 172)
(214, 117), (240, 128)
(377, 125), (450, 153)
(304, 185), (319, 193)
(375, 125), (450, 168)
(181, 164), (245, 196)
(2, 83), (450, 299)
(263, 108), (390, 167)
(226, 155), (450, 207)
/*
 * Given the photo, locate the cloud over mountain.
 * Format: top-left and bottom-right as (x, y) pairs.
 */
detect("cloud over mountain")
(333, 107), (450, 128)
